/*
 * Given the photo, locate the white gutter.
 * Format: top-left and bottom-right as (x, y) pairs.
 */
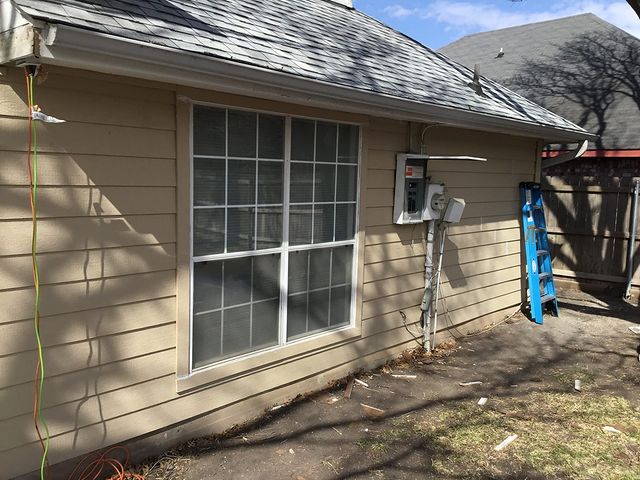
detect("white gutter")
(28, 23), (595, 143)
(541, 140), (589, 169)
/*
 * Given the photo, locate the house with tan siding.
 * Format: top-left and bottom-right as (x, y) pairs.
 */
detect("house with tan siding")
(0, 0), (593, 478)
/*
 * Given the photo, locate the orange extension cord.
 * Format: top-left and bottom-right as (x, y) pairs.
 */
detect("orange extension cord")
(25, 67), (51, 480)
(25, 68), (144, 480)
(67, 446), (144, 480)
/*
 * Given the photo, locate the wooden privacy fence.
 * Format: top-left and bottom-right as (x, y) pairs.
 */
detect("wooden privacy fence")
(541, 176), (639, 287)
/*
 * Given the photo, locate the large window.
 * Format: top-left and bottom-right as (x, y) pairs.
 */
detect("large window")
(191, 105), (360, 370)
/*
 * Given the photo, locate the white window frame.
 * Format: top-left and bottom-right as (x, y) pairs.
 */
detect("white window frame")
(188, 101), (362, 375)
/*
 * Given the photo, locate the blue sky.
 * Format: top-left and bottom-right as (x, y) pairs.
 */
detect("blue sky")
(354, 0), (640, 49)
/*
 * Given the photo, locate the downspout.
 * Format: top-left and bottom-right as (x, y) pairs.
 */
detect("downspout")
(540, 140), (588, 170)
(624, 179), (639, 299)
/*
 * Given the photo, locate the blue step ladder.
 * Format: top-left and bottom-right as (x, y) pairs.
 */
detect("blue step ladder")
(520, 182), (559, 324)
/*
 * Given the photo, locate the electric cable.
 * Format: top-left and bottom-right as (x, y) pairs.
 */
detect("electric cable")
(25, 67), (50, 480)
(23, 68), (143, 480)
(67, 446), (145, 480)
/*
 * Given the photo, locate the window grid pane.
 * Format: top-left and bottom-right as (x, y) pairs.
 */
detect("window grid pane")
(193, 106), (225, 156)
(288, 120), (358, 246)
(192, 254), (281, 367)
(193, 109), (359, 369)
(258, 114), (285, 159)
(286, 245), (353, 341)
(228, 110), (257, 158)
(194, 108), (285, 257)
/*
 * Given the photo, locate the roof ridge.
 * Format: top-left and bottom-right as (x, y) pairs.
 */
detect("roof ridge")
(586, 12), (640, 39)
(447, 12), (600, 45)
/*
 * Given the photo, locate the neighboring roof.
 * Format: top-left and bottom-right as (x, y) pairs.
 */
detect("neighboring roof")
(440, 13), (640, 150)
(8, 0), (591, 140)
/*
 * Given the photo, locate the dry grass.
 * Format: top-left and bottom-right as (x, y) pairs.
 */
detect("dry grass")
(415, 392), (640, 479)
(549, 367), (597, 390)
(357, 392), (640, 479)
(134, 452), (192, 480)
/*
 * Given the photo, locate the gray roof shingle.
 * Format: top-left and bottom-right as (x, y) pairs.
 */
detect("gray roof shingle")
(440, 13), (640, 150)
(12, 0), (589, 136)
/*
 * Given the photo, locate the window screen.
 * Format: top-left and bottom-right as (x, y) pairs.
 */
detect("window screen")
(286, 246), (353, 340)
(193, 254), (280, 367)
(192, 105), (360, 370)
(193, 108), (284, 258)
(289, 119), (359, 246)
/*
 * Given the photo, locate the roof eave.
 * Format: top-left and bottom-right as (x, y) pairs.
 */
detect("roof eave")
(31, 23), (595, 143)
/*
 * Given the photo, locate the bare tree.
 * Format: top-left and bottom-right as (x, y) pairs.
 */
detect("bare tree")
(505, 31), (640, 284)
(507, 31), (640, 149)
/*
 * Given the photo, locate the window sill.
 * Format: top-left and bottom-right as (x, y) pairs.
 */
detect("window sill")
(176, 323), (362, 394)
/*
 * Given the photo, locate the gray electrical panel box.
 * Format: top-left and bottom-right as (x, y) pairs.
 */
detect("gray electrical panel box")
(393, 154), (428, 224)
(394, 153), (483, 224)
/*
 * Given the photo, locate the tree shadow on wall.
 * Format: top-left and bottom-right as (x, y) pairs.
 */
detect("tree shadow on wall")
(504, 31), (640, 298)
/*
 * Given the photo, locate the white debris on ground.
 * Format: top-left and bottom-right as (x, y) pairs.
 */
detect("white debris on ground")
(494, 434), (518, 451)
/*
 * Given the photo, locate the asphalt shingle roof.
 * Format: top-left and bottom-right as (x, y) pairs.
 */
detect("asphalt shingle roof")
(12, 0), (588, 136)
(440, 13), (640, 150)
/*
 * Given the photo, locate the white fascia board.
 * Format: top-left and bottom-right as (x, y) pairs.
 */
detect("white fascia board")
(37, 23), (596, 144)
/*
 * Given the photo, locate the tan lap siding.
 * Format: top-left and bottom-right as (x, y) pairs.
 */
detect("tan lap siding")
(0, 69), (399, 479)
(362, 118), (422, 340)
(427, 129), (534, 331)
(0, 67), (537, 479)
(363, 122), (536, 339)
(0, 66), (178, 478)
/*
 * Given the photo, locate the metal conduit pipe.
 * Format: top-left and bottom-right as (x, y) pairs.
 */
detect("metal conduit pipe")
(431, 222), (447, 350)
(624, 179), (639, 299)
(419, 123), (438, 352)
(422, 220), (436, 351)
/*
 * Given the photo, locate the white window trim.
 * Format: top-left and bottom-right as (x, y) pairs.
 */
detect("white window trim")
(185, 100), (363, 382)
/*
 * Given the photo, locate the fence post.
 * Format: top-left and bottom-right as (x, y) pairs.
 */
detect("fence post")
(624, 179), (639, 299)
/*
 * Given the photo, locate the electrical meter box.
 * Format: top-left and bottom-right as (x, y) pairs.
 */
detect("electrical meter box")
(393, 154), (445, 224)
(393, 154), (427, 224)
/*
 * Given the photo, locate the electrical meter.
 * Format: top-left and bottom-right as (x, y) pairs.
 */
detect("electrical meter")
(424, 184), (445, 221)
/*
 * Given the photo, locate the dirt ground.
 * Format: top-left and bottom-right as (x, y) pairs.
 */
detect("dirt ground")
(137, 291), (640, 480)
